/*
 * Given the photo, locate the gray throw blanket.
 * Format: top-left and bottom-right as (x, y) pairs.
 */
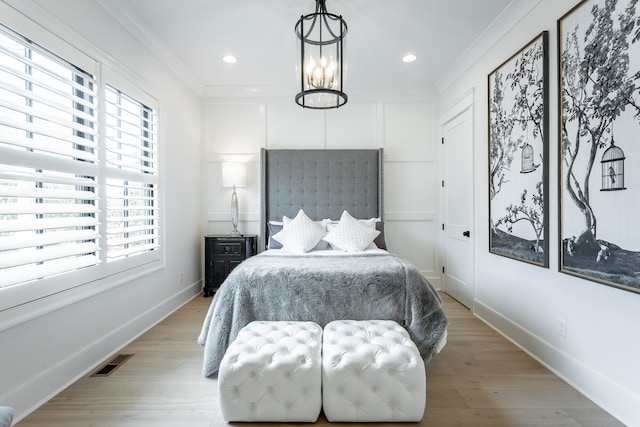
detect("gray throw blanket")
(198, 251), (448, 377)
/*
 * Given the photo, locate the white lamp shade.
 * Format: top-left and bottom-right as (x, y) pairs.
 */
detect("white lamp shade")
(222, 162), (247, 188)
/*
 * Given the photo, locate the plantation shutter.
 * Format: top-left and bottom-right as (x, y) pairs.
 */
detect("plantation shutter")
(0, 27), (99, 288)
(104, 85), (159, 261)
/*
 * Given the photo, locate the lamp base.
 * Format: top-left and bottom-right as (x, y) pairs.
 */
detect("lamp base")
(230, 186), (240, 236)
(229, 229), (241, 236)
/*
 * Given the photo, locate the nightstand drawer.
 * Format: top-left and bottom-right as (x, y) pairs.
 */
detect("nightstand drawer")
(214, 241), (242, 256)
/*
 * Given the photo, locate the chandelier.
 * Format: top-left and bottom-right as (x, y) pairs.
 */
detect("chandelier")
(295, 0), (348, 109)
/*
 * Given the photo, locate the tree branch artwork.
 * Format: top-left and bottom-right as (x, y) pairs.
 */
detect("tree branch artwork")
(559, 0), (640, 293)
(488, 32), (549, 267)
(496, 182), (545, 255)
(489, 71), (519, 202)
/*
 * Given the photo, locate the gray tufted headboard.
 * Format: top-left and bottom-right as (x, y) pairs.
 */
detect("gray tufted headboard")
(260, 148), (383, 249)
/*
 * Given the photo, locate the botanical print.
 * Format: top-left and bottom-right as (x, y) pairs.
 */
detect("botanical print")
(489, 32), (549, 267)
(559, 0), (640, 293)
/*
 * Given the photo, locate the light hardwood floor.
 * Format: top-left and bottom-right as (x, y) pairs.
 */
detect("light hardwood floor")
(17, 293), (624, 427)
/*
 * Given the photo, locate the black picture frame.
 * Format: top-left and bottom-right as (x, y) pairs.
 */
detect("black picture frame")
(558, 0), (640, 294)
(488, 31), (549, 267)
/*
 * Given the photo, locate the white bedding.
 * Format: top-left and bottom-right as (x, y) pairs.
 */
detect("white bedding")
(260, 247), (389, 257)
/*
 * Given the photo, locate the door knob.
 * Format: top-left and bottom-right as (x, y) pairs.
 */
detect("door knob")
(463, 230), (470, 237)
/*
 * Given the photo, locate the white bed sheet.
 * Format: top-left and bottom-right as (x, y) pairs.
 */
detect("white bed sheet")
(260, 248), (389, 257)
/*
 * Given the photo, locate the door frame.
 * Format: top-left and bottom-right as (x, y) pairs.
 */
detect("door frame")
(438, 89), (476, 309)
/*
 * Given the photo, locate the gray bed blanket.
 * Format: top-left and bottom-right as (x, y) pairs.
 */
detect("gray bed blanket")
(197, 251), (448, 377)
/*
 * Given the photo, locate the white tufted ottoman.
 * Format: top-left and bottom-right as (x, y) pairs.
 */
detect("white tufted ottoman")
(322, 319), (426, 422)
(217, 320), (322, 422)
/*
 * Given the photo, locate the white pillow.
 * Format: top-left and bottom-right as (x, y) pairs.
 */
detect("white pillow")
(272, 209), (326, 253)
(326, 217), (379, 229)
(358, 217), (379, 228)
(326, 222), (377, 250)
(323, 210), (381, 252)
(283, 214), (331, 250)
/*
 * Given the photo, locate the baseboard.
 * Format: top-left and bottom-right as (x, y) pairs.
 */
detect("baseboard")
(424, 274), (442, 290)
(9, 281), (202, 424)
(473, 298), (639, 427)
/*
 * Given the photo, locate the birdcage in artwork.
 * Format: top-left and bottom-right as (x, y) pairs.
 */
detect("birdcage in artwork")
(601, 140), (625, 191)
(520, 143), (537, 173)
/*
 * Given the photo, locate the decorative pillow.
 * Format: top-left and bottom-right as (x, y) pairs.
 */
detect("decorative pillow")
(325, 222), (375, 249)
(326, 217), (387, 250)
(323, 210), (381, 252)
(267, 221), (283, 249)
(272, 209), (326, 253)
(358, 217), (378, 228)
(283, 215), (331, 250)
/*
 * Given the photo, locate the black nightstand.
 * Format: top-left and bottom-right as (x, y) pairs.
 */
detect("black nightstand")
(203, 234), (257, 297)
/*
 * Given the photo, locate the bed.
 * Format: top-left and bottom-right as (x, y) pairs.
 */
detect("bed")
(198, 148), (448, 377)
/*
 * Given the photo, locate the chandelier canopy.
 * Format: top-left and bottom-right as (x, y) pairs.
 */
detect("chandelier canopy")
(295, 0), (348, 109)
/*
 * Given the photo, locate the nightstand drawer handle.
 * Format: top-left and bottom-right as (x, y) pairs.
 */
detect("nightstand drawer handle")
(224, 246), (231, 253)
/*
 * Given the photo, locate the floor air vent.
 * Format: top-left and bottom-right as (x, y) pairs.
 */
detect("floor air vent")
(91, 354), (134, 377)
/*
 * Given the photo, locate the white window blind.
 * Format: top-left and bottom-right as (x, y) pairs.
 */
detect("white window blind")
(104, 85), (159, 262)
(0, 27), (99, 288)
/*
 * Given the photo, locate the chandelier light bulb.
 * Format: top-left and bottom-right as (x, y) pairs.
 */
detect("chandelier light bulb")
(306, 58), (338, 90)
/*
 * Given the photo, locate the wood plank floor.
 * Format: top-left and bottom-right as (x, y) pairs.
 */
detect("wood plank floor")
(16, 293), (624, 427)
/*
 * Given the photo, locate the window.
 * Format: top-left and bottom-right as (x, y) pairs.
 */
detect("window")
(104, 85), (159, 261)
(0, 24), (160, 303)
(0, 26), (99, 288)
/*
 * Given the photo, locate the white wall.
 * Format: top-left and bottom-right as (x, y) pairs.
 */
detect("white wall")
(439, 1), (640, 425)
(0, 1), (204, 422)
(204, 99), (441, 286)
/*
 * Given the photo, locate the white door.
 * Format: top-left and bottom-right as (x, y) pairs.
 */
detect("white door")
(441, 106), (474, 308)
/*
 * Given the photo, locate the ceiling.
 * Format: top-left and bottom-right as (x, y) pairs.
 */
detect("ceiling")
(97, 0), (522, 98)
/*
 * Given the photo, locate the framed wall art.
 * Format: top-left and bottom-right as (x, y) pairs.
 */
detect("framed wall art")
(488, 31), (549, 267)
(558, 0), (640, 293)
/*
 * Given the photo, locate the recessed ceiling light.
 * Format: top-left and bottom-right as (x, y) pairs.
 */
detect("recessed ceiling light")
(222, 55), (238, 64)
(402, 54), (417, 63)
